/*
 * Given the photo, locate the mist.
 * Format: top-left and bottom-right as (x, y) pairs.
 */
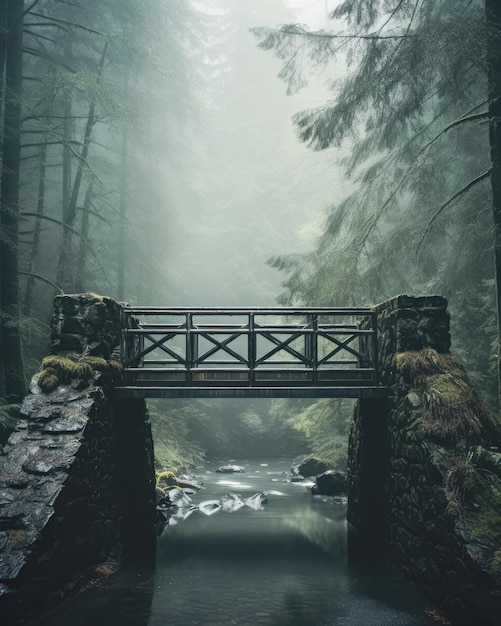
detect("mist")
(145, 0), (348, 307)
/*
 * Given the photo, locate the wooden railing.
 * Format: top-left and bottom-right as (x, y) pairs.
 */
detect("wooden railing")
(119, 308), (380, 394)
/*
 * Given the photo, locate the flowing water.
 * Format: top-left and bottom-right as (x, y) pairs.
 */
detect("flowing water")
(33, 458), (445, 626)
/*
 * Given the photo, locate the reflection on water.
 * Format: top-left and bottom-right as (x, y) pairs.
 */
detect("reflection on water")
(31, 565), (155, 626)
(32, 458), (443, 626)
(151, 458), (440, 626)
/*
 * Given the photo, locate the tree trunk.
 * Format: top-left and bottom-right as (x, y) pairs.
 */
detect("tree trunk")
(118, 111), (129, 302)
(23, 134), (47, 316)
(75, 183), (93, 293)
(57, 42), (107, 290)
(0, 0), (25, 400)
(487, 0), (501, 410)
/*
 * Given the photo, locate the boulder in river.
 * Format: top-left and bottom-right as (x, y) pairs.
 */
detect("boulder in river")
(199, 500), (222, 516)
(245, 492), (267, 510)
(220, 493), (245, 512)
(312, 470), (347, 496)
(292, 455), (334, 478)
(216, 464), (245, 473)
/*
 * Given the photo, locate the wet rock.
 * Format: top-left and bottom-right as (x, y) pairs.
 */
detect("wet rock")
(312, 470), (348, 496)
(166, 488), (192, 509)
(245, 492), (267, 510)
(42, 415), (87, 434)
(176, 475), (203, 491)
(199, 500), (221, 516)
(292, 455), (334, 478)
(220, 493), (245, 512)
(216, 464), (245, 473)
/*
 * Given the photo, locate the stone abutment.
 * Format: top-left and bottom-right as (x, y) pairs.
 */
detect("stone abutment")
(1, 293), (501, 625)
(348, 295), (501, 626)
(0, 294), (156, 623)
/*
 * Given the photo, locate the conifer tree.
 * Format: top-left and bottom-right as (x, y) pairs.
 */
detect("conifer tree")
(254, 0), (500, 406)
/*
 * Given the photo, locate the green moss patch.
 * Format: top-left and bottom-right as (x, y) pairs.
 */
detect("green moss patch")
(397, 349), (501, 446)
(155, 470), (179, 494)
(37, 354), (122, 393)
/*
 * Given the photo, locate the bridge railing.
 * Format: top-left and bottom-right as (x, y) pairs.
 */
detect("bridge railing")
(120, 307), (378, 388)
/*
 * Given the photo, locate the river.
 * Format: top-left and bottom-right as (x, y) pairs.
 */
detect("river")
(32, 458), (446, 626)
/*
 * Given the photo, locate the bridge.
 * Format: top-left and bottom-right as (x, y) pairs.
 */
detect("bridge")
(113, 307), (388, 399)
(5, 294), (498, 626)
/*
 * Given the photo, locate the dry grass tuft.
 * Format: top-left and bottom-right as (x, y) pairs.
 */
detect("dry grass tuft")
(397, 349), (501, 445)
(396, 349), (463, 384)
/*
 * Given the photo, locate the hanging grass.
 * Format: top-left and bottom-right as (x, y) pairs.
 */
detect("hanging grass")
(396, 349), (501, 445)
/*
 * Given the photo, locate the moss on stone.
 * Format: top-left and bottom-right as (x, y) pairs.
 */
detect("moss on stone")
(37, 367), (60, 393)
(296, 455), (335, 477)
(72, 362), (94, 380)
(81, 356), (122, 375)
(36, 354), (123, 394)
(41, 356), (77, 383)
(396, 349), (463, 385)
(155, 470), (178, 494)
(397, 348), (501, 446)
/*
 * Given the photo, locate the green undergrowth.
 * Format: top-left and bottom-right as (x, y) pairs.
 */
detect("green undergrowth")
(37, 354), (122, 393)
(454, 448), (501, 579)
(0, 402), (20, 445)
(396, 348), (501, 445)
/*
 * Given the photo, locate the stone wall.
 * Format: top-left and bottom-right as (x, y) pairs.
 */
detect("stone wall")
(0, 294), (156, 623)
(348, 295), (501, 626)
(50, 293), (124, 357)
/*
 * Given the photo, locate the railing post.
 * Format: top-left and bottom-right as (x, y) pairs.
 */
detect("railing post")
(371, 310), (379, 386)
(311, 313), (318, 385)
(186, 312), (193, 385)
(248, 312), (255, 386)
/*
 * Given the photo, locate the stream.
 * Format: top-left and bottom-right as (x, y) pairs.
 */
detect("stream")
(33, 458), (445, 626)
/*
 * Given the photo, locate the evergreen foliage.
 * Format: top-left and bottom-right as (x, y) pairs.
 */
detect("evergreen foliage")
(253, 0), (499, 408)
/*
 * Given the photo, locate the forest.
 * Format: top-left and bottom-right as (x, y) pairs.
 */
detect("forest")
(0, 0), (500, 471)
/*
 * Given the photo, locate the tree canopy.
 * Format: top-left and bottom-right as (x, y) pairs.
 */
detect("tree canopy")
(253, 0), (499, 406)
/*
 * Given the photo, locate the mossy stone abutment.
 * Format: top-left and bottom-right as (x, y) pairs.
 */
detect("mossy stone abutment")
(0, 294), (157, 623)
(0, 293), (500, 624)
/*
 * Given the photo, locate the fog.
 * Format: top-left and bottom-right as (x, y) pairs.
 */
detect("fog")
(152, 0), (348, 307)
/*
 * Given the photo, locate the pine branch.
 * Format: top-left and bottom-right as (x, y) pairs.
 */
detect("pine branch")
(28, 12), (107, 37)
(417, 171), (491, 252)
(348, 95), (487, 251)
(18, 271), (62, 293)
(22, 0), (44, 20)
(76, 205), (110, 225)
(20, 212), (112, 283)
(23, 46), (76, 72)
(278, 25), (417, 41)
(418, 108), (488, 164)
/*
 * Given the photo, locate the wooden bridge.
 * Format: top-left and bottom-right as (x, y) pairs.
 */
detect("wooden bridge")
(112, 307), (388, 399)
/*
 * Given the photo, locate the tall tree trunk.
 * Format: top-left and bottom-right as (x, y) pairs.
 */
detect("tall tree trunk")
(23, 134), (47, 316)
(57, 41), (107, 290)
(75, 183), (93, 293)
(0, 0), (25, 400)
(487, 0), (501, 410)
(118, 111), (129, 302)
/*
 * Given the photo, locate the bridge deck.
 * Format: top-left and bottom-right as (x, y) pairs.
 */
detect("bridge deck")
(117, 307), (388, 399)
(111, 386), (390, 399)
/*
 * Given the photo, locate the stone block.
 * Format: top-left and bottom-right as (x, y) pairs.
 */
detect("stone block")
(58, 334), (83, 352)
(61, 317), (85, 335)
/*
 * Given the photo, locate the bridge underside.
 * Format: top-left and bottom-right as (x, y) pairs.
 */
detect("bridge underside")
(111, 386), (389, 399)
